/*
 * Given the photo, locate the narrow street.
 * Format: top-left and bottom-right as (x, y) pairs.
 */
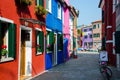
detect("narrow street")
(32, 52), (104, 80)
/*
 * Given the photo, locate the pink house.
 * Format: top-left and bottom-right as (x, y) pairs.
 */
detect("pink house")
(63, 0), (70, 60)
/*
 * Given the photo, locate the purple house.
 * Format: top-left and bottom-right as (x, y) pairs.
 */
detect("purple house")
(82, 25), (93, 50)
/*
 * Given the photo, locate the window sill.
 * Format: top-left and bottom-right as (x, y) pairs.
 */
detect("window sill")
(47, 51), (52, 53)
(36, 52), (42, 55)
(0, 57), (14, 63)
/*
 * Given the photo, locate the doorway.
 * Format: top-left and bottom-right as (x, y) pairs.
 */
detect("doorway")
(52, 33), (57, 66)
(20, 26), (32, 79)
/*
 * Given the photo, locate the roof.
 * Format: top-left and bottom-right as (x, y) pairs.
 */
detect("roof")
(92, 20), (102, 24)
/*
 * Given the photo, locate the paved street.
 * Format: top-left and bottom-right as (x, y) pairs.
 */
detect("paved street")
(31, 51), (120, 80)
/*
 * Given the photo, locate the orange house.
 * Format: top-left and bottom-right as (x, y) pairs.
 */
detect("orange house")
(0, 0), (46, 80)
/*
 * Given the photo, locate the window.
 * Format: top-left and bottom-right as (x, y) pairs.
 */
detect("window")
(46, 0), (51, 12)
(93, 33), (100, 38)
(0, 20), (16, 62)
(35, 0), (44, 6)
(102, 10), (104, 23)
(84, 42), (87, 46)
(89, 28), (92, 31)
(93, 25), (96, 29)
(57, 34), (63, 51)
(46, 31), (54, 52)
(98, 24), (100, 29)
(84, 29), (87, 32)
(90, 35), (92, 38)
(36, 30), (44, 55)
(84, 35), (87, 39)
(58, 2), (61, 19)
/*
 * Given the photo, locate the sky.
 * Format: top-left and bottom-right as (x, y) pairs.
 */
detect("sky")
(69, 0), (101, 26)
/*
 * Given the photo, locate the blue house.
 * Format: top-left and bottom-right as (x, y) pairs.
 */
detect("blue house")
(45, 0), (64, 70)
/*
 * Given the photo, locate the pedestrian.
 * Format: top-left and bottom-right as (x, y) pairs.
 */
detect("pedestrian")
(99, 46), (108, 64)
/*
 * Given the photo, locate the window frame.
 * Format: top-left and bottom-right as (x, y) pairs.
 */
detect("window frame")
(0, 18), (16, 63)
(57, 2), (61, 19)
(35, 28), (44, 55)
(46, 0), (52, 13)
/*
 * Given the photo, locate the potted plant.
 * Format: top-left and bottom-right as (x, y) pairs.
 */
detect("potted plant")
(21, 0), (32, 6)
(1, 45), (8, 58)
(47, 44), (51, 52)
(35, 5), (48, 16)
(37, 44), (41, 52)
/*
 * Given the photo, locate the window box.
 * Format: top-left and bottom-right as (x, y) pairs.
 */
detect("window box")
(35, 6), (48, 16)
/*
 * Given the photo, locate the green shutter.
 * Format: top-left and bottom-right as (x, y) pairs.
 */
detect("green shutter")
(0, 21), (2, 57)
(39, 0), (43, 6)
(8, 23), (16, 58)
(39, 31), (44, 52)
(49, 32), (54, 51)
(60, 34), (63, 50)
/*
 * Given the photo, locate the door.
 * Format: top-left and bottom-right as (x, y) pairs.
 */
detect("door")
(20, 28), (32, 79)
(52, 33), (57, 66)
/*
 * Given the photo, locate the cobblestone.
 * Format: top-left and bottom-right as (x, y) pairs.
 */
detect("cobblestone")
(31, 51), (120, 80)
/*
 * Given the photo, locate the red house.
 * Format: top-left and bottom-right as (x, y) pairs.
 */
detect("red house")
(0, 0), (46, 80)
(99, 0), (116, 66)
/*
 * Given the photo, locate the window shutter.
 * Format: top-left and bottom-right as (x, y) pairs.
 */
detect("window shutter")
(39, 0), (44, 6)
(60, 34), (63, 50)
(115, 31), (120, 53)
(49, 32), (54, 51)
(8, 23), (16, 58)
(39, 31), (44, 52)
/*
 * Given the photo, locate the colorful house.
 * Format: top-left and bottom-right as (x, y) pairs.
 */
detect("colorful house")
(81, 25), (93, 50)
(92, 20), (102, 50)
(114, 0), (120, 69)
(69, 6), (79, 58)
(45, 0), (63, 70)
(63, 0), (70, 61)
(0, 0), (47, 80)
(99, 0), (116, 66)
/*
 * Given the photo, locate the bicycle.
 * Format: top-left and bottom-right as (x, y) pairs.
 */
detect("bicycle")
(99, 61), (112, 80)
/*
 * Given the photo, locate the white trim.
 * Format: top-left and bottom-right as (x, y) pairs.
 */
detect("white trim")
(58, 32), (62, 34)
(35, 28), (42, 31)
(113, 32), (115, 54)
(18, 25), (32, 80)
(46, 28), (52, 31)
(106, 40), (113, 43)
(107, 26), (112, 29)
(0, 17), (14, 23)
(100, 0), (105, 8)
(20, 25), (32, 30)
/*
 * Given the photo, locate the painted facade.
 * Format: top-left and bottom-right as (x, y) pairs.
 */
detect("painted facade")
(115, 0), (120, 69)
(0, 0), (47, 80)
(99, 0), (116, 66)
(81, 25), (93, 50)
(63, 0), (70, 61)
(92, 20), (102, 50)
(45, 0), (63, 70)
(69, 6), (79, 57)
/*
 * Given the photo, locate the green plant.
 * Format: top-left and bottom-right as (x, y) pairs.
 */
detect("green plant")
(1, 45), (8, 56)
(35, 6), (48, 16)
(37, 44), (41, 52)
(1, 49), (8, 56)
(21, 0), (32, 6)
